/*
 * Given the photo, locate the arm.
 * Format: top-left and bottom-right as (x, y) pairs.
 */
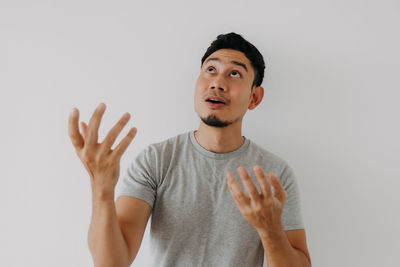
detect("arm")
(88, 194), (152, 267)
(258, 228), (311, 267)
(68, 103), (147, 266)
(115, 196), (152, 265)
(88, 194), (130, 267)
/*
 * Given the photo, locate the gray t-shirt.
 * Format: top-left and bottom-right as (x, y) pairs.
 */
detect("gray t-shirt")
(116, 130), (305, 267)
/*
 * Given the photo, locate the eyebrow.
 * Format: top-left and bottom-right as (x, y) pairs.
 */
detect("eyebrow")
(204, 57), (248, 73)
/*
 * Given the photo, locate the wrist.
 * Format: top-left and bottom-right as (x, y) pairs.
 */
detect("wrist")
(256, 223), (284, 238)
(92, 190), (115, 202)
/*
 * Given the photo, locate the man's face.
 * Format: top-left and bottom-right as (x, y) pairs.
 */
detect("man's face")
(194, 48), (259, 128)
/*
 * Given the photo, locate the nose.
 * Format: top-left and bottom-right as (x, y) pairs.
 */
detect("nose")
(210, 85), (224, 91)
(210, 74), (227, 92)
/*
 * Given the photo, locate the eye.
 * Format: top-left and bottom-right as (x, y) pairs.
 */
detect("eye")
(206, 66), (215, 73)
(231, 70), (241, 78)
(205, 66), (241, 78)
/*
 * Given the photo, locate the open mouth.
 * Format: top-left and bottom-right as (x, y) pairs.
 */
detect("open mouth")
(205, 99), (226, 109)
(206, 99), (225, 104)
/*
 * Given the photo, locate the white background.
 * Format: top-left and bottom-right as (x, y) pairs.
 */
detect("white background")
(1, 0), (399, 266)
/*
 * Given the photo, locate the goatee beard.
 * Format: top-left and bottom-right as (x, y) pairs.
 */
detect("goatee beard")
(199, 114), (232, 128)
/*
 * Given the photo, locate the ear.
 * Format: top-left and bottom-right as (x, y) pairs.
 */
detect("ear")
(248, 86), (264, 110)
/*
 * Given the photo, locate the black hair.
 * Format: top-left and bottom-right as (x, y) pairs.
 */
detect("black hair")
(201, 32), (265, 88)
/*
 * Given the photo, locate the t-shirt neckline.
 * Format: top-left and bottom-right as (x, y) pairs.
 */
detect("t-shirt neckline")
(189, 130), (250, 160)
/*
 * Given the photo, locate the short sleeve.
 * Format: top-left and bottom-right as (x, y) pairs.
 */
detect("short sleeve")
(279, 162), (305, 231)
(115, 146), (158, 209)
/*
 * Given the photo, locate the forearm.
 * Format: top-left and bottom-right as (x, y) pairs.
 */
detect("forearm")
(258, 228), (311, 267)
(88, 194), (130, 267)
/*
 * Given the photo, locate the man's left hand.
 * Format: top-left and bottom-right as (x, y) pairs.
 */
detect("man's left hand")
(226, 165), (287, 234)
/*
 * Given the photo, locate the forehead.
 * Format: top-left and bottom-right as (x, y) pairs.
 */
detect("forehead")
(205, 49), (251, 66)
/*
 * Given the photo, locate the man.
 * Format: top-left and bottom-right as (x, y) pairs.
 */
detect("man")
(68, 32), (311, 267)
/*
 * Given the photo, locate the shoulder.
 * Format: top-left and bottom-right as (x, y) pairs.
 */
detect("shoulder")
(140, 131), (190, 159)
(248, 139), (289, 168)
(247, 139), (295, 184)
(130, 131), (190, 183)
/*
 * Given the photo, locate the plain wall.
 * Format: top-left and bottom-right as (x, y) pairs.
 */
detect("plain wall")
(1, 0), (399, 266)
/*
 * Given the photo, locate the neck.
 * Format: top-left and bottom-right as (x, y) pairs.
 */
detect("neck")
(194, 121), (245, 153)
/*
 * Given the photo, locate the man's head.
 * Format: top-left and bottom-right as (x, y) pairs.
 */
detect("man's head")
(201, 32), (265, 89)
(194, 32), (265, 128)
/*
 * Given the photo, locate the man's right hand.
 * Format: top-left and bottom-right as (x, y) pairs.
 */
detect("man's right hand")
(68, 102), (137, 198)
